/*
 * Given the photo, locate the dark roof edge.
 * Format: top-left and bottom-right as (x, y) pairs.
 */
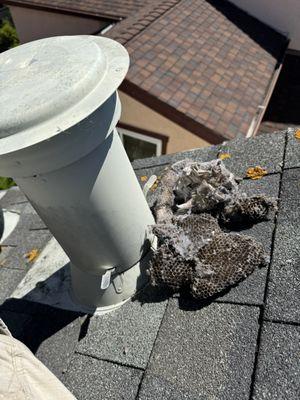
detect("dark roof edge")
(251, 38), (289, 137)
(120, 79), (226, 145)
(2, 0), (120, 21)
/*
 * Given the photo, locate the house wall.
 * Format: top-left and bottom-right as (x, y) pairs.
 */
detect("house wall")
(230, 0), (300, 51)
(8, 5), (108, 43)
(118, 91), (209, 154)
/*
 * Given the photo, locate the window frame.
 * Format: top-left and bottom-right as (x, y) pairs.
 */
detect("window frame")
(117, 127), (164, 158)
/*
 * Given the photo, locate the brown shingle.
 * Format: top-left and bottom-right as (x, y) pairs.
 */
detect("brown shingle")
(3, 0), (151, 19)
(6, 0), (287, 141)
(111, 0), (287, 140)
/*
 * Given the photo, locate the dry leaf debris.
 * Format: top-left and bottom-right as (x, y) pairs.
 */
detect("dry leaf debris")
(25, 249), (39, 263)
(218, 152), (231, 160)
(246, 166), (268, 180)
(294, 129), (300, 140)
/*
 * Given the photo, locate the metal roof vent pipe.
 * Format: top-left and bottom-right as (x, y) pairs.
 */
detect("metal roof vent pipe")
(0, 36), (155, 313)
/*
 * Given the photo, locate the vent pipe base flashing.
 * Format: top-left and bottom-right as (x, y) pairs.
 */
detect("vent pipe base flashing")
(0, 36), (155, 311)
(70, 243), (155, 313)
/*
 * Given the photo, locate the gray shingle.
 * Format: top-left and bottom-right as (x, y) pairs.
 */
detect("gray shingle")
(0, 132), (296, 400)
(132, 156), (169, 170)
(1, 200), (36, 216)
(285, 128), (300, 168)
(6, 202), (47, 230)
(252, 322), (300, 400)
(168, 144), (219, 165)
(240, 172), (280, 199)
(0, 267), (26, 304)
(76, 285), (167, 368)
(138, 374), (200, 400)
(265, 169), (300, 323)
(218, 174), (280, 304)
(133, 132), (286, 176)
(132, 144), (218, 170)
(0, 187), (28, 208)
(63, 353), (143, 400)
(2, 213), (49, 246)
(216, 132), (286, 177)
(1, 216), (51, 270)
(0, 202), (27, 218)
(141, 299), (259, 400)
(21, 308), (82, 378)
(274, 168), (299, 224)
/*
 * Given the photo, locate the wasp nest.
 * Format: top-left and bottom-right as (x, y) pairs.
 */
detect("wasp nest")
(148, 159), (276, 299)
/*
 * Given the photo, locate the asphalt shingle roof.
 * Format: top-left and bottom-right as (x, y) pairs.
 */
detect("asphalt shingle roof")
(2, 0), (151, 20)
(4, 0), (288, 141)
(108, 0), (287, 141)
(1, 129), (300, 399)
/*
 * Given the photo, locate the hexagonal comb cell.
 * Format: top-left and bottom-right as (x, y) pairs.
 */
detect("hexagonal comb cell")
(148, 160), (274, 299)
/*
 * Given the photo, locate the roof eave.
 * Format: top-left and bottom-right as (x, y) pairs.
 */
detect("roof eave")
(121, 79), (227, 145)
(2, 0), (122, 21)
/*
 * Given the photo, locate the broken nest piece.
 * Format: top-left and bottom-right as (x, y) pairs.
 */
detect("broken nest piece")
(148, 159), (276, 299)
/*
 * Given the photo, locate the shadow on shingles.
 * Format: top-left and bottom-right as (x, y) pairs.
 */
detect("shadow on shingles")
(220, 219), (257, 233)
(177, 288), (230, 312)
(133, 282), (233, 312)
(178, 283), (236, 311)
(133, 282), (173, 305)
(0, 298), (83, 354)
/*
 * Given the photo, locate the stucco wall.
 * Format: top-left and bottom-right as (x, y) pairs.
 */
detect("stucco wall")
(9, 5), (108, 43)
(230, 0), (300, 51)
(119, 91), (209, 154)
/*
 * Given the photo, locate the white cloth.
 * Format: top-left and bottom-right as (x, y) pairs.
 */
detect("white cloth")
(0, 319), (76, 400)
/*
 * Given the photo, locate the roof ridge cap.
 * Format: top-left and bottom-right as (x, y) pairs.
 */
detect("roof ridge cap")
(104, 0), (182, 45)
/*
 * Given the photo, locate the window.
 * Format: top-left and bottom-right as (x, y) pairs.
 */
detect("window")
(118, 127), (163, 161)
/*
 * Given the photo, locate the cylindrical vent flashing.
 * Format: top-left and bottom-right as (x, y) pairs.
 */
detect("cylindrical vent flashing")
(0, 36), (155, 311)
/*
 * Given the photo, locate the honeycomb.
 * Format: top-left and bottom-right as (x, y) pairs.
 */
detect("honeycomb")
(191, 232), (266, 298)
(149, 215), (266, 298)
(149, 159), (275, 299)
(149, 244), (193, 290)
(149, 215), (218, 287)
(221, 195), (277, 226)
(152, 214), (220, 267)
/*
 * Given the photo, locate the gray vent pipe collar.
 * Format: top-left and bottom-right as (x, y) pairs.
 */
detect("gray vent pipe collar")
(0, 36), (154, 313)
